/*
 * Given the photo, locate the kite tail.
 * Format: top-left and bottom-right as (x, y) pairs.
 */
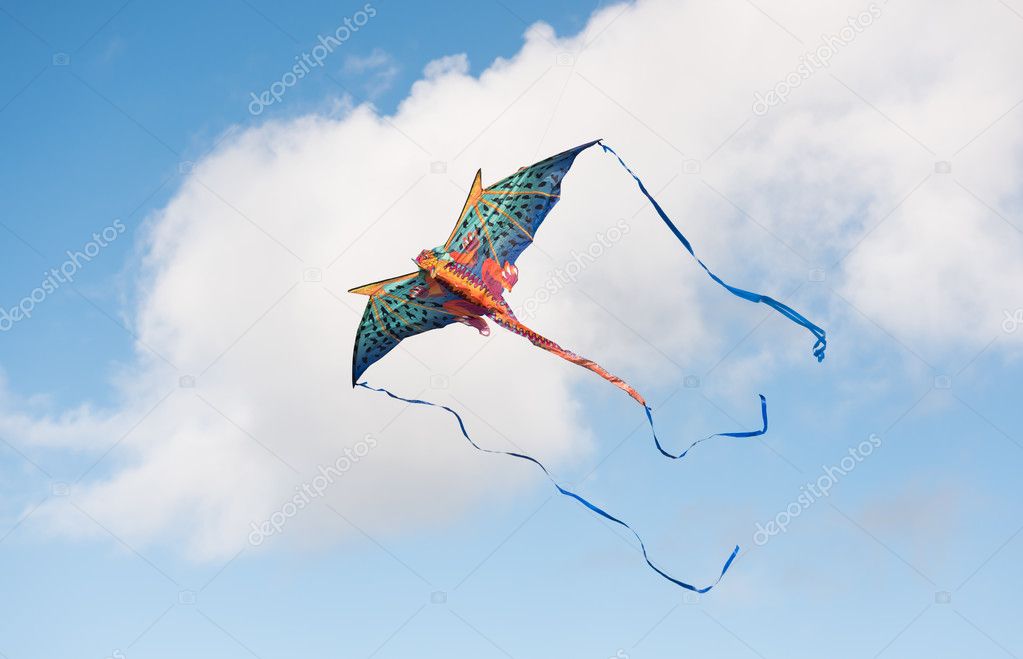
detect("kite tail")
(492, 314), (646, 406)
(494, 313), (767, 459)
(646, 394), (768, 460)
(356, 380), (739, 593)
(598, 141), (827, 362)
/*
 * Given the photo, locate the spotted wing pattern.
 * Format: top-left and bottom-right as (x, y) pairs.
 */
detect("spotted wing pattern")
(444, 140), (600, 276)
(351, 272), (462, 385)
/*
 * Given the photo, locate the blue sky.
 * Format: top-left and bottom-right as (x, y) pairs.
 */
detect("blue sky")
(0, 0), (597, 402)
(2, 1), (1023, 658)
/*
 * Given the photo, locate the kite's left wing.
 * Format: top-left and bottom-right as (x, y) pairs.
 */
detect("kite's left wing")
(444, 140), (600, 277)
(349, 271), (462, 385)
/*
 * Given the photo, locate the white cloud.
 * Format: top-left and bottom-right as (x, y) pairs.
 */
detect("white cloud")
(422, 53), (469, 80)
(343, 48), (400, 98)
(8, 0), (1023, 559)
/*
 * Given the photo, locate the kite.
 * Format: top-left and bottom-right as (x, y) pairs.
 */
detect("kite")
(350, 140), (826, 592)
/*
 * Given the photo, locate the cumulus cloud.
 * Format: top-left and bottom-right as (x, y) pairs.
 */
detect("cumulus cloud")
(422, 53), (469, 80)
(344, 48), (400, 98)
(7, 0), (1023, 559)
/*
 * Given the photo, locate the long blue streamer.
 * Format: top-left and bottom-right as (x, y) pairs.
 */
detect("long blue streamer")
(598, 141), (827, 362)
(644, 394), (768, 460)
(356, 381), (739, 592)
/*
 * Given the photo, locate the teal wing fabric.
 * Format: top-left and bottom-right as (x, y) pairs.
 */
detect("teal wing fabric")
(445, 140), (599, 275)
(351, 272), (461, 385)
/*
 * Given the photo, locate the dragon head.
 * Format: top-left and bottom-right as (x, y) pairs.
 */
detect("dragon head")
(414, 248), (446, 277)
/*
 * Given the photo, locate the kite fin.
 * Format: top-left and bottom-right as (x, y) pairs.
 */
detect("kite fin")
(348, 271), (418, 296)
(446, 169), (484, 249)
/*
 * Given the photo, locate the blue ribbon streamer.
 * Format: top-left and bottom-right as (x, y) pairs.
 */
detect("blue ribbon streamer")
(645, 394), (768, 460)
(598, 141), (827, 362)
(357, 381), (739, 593)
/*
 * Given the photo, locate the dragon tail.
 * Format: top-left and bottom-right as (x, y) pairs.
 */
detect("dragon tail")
(493, 314), (646, 406)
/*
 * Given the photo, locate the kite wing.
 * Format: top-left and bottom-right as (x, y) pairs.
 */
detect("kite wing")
(349, 271), (462, 385)
(444, 139), (600, 276)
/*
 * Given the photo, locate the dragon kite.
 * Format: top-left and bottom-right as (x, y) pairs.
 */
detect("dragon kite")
(350, 139), (826, 592)
(350, 140), (645, 405)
